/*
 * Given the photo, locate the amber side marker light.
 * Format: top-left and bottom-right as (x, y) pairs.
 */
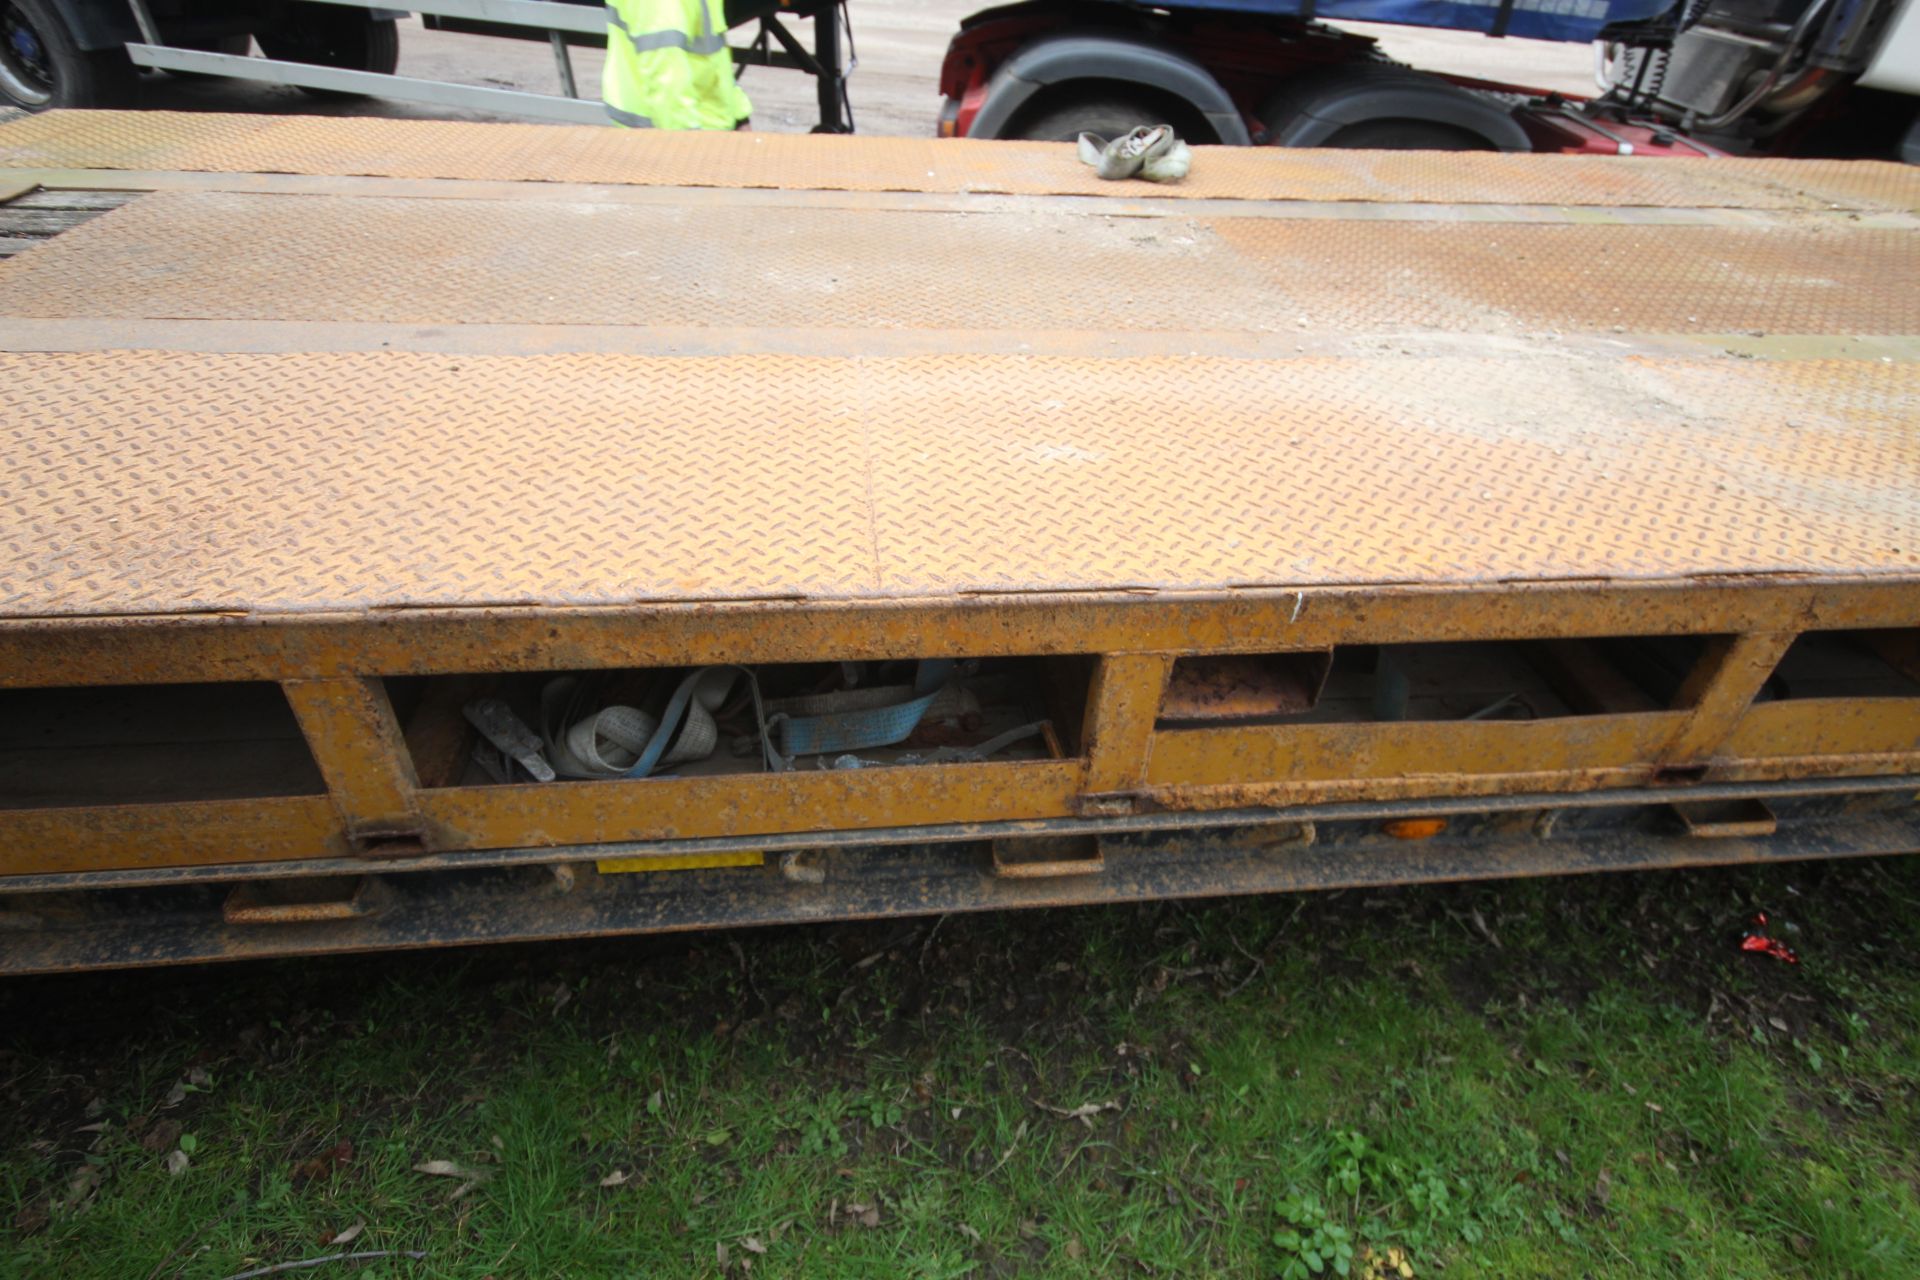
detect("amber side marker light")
(1383, 818), (1448, 840)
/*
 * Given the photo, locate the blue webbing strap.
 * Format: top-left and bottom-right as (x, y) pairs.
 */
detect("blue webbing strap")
(622, 665), (789, 778)
(768, 659), (955, 757)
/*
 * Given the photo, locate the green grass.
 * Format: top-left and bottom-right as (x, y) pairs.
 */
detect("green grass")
(4, 855), (1919, 1278)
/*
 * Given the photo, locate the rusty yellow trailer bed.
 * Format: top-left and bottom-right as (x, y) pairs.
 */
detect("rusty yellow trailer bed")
(2, 110), (1919, 973)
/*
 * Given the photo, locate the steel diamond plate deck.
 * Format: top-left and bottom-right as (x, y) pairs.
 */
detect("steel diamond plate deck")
(1, 351), (1916, 619)
(6, 111), (1920, 211)
(2, 113), (1918, 626)
(2, 190), (1915, 336)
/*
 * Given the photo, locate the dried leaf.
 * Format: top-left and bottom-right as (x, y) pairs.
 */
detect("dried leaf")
(716, 1241), (730, 1268)
(956, 1222), (982, 1244)
(413, 1159), (491, 1182)
(62, 1164), (102, 1208)
(1041, 1099), (1121, 1125)
(141, 1119), (183, 1154)
(1066, 1237), (1085, 1260)
(1469, 906), (1503, 949)
(328, 1222), (365, 1247)
(742, 1237), (767, 1255)
(599, 1169), (630, 1188)
(164, 1149), (191, 1176)
(1769, 1016), (1790, 1032)
(162, 1080), (188, 1108)
(294, 1139), (354, 1185)
(844, 1202), (881, 1229)
(12, 1197), (50, 1237)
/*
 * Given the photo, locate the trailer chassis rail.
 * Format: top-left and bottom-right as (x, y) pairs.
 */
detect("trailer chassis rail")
(4, 778), (1915, 975)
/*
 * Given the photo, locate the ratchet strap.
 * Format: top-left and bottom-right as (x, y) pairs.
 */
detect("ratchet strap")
(542, 666), (787, 780)
(764, 659), (955, 757)
(477, 660), (956, 782)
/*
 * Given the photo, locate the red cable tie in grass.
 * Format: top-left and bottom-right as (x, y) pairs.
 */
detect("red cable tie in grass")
(1738, 912), (1800, 964)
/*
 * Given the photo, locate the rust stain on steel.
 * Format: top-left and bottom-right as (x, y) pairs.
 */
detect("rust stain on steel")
(2, 580), (1917, 693)
(0, 795), (346, 876)
(990, 834), (1105, 878)
(1145, 765), (1665, 811)
(416, 760), (1088, 853)
(1147, 714), (1691, 788)
(1726, 697), (1920, 758)
(1160, 652), (1332, 721)
(222, 875), (372, 924)
(1081, 654), (1173, 796)
(1668, 798), (1778, 839)
(7, 111), (1919, 212)
(1663, 632), (1798, 764)
(4, 352), (1916, 621)
(282, 677), (423, 848)
(6, 192), (1919, 340)
(0, 760), (1088, 877)
(1708, 751), (1920, 783)
(1143, 748), (1920, 812)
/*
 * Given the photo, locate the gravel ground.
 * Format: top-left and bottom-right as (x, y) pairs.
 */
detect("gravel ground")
(118, 5), (1595, 136)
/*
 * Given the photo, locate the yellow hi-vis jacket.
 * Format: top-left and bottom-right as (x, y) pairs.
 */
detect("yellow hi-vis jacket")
(602, 0), (751, 130)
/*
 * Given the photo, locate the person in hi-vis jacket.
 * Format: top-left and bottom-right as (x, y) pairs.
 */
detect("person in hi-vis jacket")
(603, 0), (751, 130)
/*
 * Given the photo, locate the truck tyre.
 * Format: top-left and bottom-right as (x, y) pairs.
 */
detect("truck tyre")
(256, 2), (399, 100)
(1261, 62), (1528, 152)
(1014, 95), (1162, 143)
(1320, 120), (1486, 150)
(0, 0), (137, 111)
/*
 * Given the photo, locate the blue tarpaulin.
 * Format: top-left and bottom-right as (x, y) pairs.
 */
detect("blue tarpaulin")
(1154, 0), (1674, 44)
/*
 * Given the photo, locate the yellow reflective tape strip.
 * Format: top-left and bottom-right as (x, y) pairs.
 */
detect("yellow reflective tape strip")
(596, 850), (765, 874)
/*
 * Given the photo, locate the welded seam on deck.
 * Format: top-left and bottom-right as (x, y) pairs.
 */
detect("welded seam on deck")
(7, 169), (1920, 227)
(2, 319), (1916, 362)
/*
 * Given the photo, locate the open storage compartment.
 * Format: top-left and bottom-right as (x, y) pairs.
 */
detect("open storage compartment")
(393, 654), (1089, 790)
(0, 681), (326, 810)
(1146, 637), (1714, 791)
(1162, 637), (1712, 726)
(380, 654), (1099, 854)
